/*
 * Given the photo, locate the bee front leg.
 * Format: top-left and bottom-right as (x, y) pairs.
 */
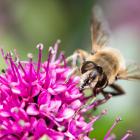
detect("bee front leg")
(102, 83), (125, 96)
(66, 52), (79, 67)
(109, 83), (125, 96)
(65, 67), (78, 83)
(65, 52), (79, 83)
(65, 49), (89, 83)
(66, 49), (89, 67)
(95, 90), (112, 106)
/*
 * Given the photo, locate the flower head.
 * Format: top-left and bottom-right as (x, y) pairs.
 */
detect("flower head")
(0, 41), (132, 140)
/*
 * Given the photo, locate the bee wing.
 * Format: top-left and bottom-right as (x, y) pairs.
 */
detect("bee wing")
(91, 6), (110, 53)
(118, 63), (140, 80)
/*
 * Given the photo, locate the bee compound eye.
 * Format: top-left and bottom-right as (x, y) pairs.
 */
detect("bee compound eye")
(90, 71), (97, 80)
(96, 66), (103, 74)
(96, 73), (108, 89)
(81, 61), (97, 74)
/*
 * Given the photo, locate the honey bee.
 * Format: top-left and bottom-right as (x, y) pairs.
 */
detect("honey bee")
(66, 7), (140, 97)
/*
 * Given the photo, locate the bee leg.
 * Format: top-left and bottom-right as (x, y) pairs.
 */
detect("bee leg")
(66, 52), (79, 67)
(65, 67), (78, 83)
(65, 53), (79, 83)
(95, 91), (112, 106)
(101, 90), (112, 98)
(65, 49), (88, 83)
(109, 83), (125, 96)
(66, 49), (89, 67)
(92, 88), (100, 96)
(102, 83), (125, 96)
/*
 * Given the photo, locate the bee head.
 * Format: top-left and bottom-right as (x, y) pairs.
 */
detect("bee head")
(79, 70), (97, 91)
(80, 61), (102, 91)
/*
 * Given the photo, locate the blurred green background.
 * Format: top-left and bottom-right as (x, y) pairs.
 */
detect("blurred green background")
(0, 0), (140, 139)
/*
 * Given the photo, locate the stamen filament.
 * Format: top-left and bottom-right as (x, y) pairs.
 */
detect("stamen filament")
(0, 76), (9, 86)
(0, 48), (9, 65)
(36, 43), (43, 77)
(121, 130), (132, 140)
(8, 53), (17, 80)
(18, 61), (27, 76)
(44, 48), (52, 88)
(27, 53), (33, 78)
(104, 117), (122, 140)
(51, 40), (61, 62)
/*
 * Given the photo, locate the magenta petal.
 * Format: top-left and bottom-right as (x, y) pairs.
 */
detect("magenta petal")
(38, 91), (51, 105)
(68, 120), (77, 134)
(10, 82), (22, 95)
(65, 131), (75, 139)
(65, 91), (82, 100)
(55, 68), (65, 73)
(0, 135), (18, 140)
(39, 104), (48, 113)
(31, 83), (41, 97)
(53, 85), (67, 93)
(18, 108), (28, 120)
(34, 119), (47, 138)
(26, 103), (39, 116)
(83, 136), (91, 140)
(11, 107), (28, 121)
(56, 107), (75, 122)
(0, 111), (10, 117)
(49, 98), (62, 112)
(70, 99), (82, 110)
(47, 88), (55, 95)
(62, 108), (75, 119)
(0, 42), (113, 139)
(11, 87), (21, 95)
(45, 128), (64, 140)
(50, 70), (56, 85)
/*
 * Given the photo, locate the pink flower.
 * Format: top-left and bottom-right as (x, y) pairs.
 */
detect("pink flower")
(0, 40), (132, 140)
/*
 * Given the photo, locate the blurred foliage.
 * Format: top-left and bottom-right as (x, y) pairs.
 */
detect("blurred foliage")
(0, 0), (94, 57)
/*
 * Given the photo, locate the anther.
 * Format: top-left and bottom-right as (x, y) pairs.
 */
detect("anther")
(36, 43), (44, 50)
(101, 109), (108, 115)
(27, 53), (33, 59)
(56, 39), (61, 44)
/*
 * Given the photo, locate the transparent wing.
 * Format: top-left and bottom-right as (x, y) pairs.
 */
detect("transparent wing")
(118, 63), (140, 80)
(91, 6), (110, 53)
